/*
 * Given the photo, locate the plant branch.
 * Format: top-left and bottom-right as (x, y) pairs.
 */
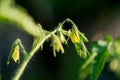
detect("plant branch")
(12, 29), (58, 80)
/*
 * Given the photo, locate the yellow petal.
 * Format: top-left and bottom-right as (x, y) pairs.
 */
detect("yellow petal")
(70, 30), (79, 43)
(12, 45), (20, 63)
(54, 40), (61, 52)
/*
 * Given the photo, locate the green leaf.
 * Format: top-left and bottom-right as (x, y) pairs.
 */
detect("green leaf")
(91, 50), (109, 80)
(116, 37), (120, 42)
(114, 37), (120, 57)
(103, 35), (113, 42)
(0, 0), (41, 37)
(90, 40), (110, 80)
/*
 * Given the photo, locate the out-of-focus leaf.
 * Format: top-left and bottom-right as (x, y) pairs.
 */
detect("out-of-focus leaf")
(103, 35), (113, 42)
(114, 37), (120, 57)
(91, 50), (109, 80)
(0, 0), (41, 37)
(90, 39), (110, 80)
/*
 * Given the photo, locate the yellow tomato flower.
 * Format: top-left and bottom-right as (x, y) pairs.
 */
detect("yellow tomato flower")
(70, 30), (80, 43)
(51, 34), (64, 57)
(54, 40), (61, 52)
(12, 45), (20, 63)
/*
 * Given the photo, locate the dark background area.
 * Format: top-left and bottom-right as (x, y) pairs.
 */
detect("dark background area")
(1, 0), (120, 80)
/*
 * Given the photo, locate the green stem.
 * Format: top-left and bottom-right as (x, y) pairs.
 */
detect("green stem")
(12, 29), (57, 80)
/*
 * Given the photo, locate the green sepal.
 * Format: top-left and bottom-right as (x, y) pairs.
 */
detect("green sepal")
(74, 41), (89, 58)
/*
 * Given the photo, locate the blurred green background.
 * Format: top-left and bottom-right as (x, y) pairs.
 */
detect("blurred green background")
(1, 0), (120, 80)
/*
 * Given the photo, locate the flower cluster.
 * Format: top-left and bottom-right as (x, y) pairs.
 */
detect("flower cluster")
(50, 18), (89, 58)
